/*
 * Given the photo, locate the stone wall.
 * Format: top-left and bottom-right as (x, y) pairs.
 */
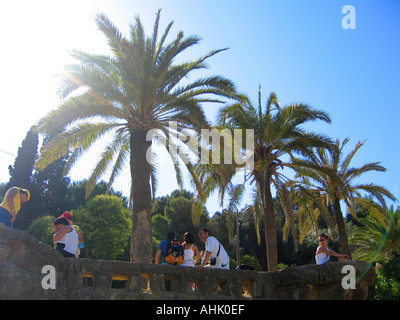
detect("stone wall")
(0, 224), (376, 300)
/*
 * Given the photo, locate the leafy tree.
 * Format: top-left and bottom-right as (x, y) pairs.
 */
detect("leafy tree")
(239, 204), (266, 269)
(0, 183), (7, 201)
(35, 10), (236, 263)
(207, 211), (234, 257)
(7, 126), (39, 229)
(7, 125), (38, 190)
(151, 213), (172, 242)
(164, 195), (195, 236)
(375, 252), (400, 300)
(151, 190), (208, 246)
(217, 89), (332, 271)
(8, 129), (71, 229)
(26, 215), (55, 247)
(72, 195), (130, 260)
(29, 158), (70, 221)
(66, 179), (128, 210)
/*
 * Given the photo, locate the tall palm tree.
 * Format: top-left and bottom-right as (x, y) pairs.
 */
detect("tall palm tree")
(293, 139), (396, 256)
(35, 11), (236, 263)
(218, 88), (332, 271)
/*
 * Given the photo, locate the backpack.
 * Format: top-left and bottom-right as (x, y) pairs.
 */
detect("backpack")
(164, 240), (184, 265)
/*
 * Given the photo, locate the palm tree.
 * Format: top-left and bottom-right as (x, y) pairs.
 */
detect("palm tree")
(349, 205), (400, 263)
(218, 88), (332, 271)
(293, 139), (396, 256)
(35, 10), (236, 263)
(278, 182), (299, 252)
(282, 182), (337, 247)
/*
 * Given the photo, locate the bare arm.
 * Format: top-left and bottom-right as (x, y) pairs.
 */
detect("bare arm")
(319, 246), (349, 259)
(155, 249), (162, 264)
(53, 225), (72, 242)
(77, 230), (84, 244)
(197, 251), (212, 270)
(193, 245), (201, 265)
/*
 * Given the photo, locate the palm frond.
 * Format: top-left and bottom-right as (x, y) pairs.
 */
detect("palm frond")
(36, 122), (119, 172)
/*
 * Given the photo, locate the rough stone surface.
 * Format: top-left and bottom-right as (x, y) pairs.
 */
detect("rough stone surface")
(0, 224), (376, 300)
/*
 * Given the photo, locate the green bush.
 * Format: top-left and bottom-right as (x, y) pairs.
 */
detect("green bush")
(73, 195), (130, 260)
(27, 216), (55, 247)
(375, 252), (400, 300)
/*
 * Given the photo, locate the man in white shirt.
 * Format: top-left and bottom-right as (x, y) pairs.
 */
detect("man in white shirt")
(197, 227), (230, 270)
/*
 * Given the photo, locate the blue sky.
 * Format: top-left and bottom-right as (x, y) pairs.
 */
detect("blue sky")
(0, 0), (399, 213)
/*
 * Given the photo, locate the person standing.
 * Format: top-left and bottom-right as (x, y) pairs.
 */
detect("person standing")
(0, 187), (30, 228)
(197, 227), (230, 270)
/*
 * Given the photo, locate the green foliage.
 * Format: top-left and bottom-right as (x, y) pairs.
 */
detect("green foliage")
(375, 252), (400, 300)
(240, 255), (263, 271)
(164, 196), (195, 236)
(72, 195), (130, 260)
(293, 139), (396, 256)
(349, 206), (400, 263)
(7, 126), (38, 190)
(0, 183), (7, 202)
(26, 216), (55, 247)
(151, 190), (208, 246)
(34, 11), (237, 262)
(152, 237), (161, 258)
(66, 179), (128, 210)
(30, 158), (70, 219)
(217, 89), (332, 271)
(151, 214), (172, 241)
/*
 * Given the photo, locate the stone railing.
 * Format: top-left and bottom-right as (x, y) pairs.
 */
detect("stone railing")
(0, 224), (376, 300)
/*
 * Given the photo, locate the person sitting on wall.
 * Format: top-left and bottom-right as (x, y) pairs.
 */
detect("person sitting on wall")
(315, 233), (352, 265)
(52, 217), (79, 258)
(197, 227), (230, 270)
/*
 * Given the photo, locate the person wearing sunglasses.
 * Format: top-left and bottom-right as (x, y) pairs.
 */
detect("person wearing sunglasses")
(197, 227), (230, 270)
(315, 233), (351, 265)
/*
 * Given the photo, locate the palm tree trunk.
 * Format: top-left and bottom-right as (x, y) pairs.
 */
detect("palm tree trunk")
(236, 210), (240, 266)
(129, 129), (153, 263)
(282, 187), (299, 252)
(260, 174), (278, 272)
(288, 207), (299, 253)
(333, 194), (351, 257)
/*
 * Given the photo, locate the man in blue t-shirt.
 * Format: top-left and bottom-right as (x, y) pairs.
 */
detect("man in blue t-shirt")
(155, 231), (177, 264)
